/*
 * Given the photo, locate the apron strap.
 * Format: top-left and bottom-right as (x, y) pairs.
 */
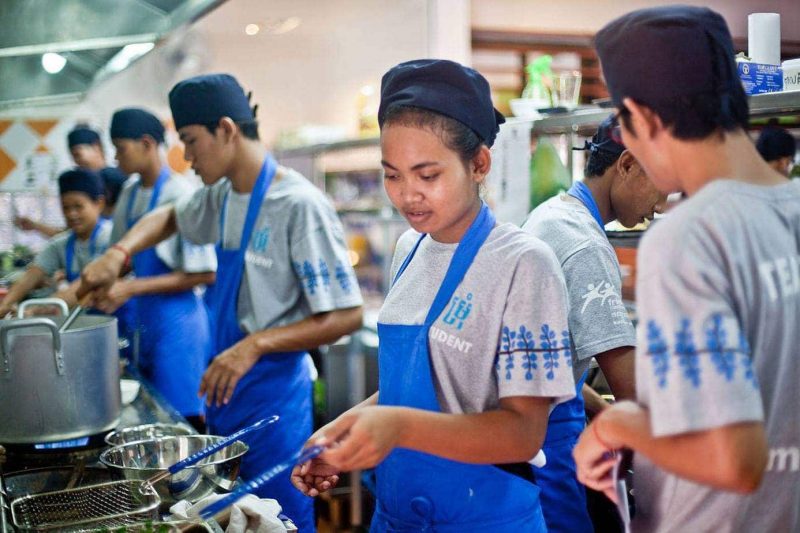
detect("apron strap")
(424, 202), (495, 325)
(566, 181), (604, 230)
(126, 167), (171, 229)
(392, 233), (427, 286)
(220, 155), (278, 253)
(65, 222), (102, 282)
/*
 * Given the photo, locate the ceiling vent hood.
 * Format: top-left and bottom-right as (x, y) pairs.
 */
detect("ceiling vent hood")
(0, 0), (226, 111)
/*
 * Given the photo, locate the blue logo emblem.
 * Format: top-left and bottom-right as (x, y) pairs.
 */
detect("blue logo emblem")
(442, 292), (473, 330)
(251, 227), (270, 253)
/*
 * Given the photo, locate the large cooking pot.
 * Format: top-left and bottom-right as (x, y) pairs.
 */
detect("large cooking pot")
(0, 312), (121, 444)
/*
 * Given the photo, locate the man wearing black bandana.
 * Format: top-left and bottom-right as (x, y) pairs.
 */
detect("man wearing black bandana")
(522, 115), (666, 533)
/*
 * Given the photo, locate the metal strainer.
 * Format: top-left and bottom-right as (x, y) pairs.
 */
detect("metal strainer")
(10, 416), (277, 531)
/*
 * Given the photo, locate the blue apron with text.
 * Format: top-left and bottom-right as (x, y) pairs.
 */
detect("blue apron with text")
(535, 180), (602, 533)
(203, 156), (314, 532)
(65, 221), (137, 361)
(126, 168), (210, 417)
(371, 203), (546, 532)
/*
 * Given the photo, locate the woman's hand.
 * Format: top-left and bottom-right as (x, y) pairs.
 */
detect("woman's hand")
(199, 336), (261, 407)
(317, 406), (406, 471)
(291, 452), (341, 497)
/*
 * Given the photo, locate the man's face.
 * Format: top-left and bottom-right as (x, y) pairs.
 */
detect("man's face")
(112, 138), (148, 175)
(616, 107), (680, 194)
(610, 151), (668, 228)
(178, 124), (230, 185)
(70, 143), (105, 170)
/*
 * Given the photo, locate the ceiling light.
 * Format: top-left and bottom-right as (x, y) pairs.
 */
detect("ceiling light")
(106, 42), (155, 72)
(245, 23), (260, 36)
(41, 53), (66, 74)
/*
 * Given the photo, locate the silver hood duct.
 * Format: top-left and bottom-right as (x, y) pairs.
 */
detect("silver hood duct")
(0, 0), (226, 110)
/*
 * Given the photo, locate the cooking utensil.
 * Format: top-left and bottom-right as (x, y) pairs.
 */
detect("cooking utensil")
(0, 315), (120, 444)
(59, 293), (92, 333)
(105, 422), (194, 447)
(194, 444), (325, 523)
(11, 416), (278, 531)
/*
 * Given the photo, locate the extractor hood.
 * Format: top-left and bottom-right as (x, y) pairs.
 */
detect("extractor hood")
(0, 0), (226, 110)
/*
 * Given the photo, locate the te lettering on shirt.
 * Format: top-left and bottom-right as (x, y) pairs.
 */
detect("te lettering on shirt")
(759, 255), (800, 302)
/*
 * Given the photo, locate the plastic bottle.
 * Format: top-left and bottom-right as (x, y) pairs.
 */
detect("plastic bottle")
(522, 55), (555, 108)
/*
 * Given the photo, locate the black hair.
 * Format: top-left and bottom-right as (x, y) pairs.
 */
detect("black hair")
(382, 105), (483, 167)
(204, 119), (260, 140)
(585, 149), (621, 178)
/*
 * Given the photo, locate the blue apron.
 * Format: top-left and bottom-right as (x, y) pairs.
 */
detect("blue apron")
(203, 156), (314, 532)
(126, 168), (211, 417)
(65, 220), (137, 361)
(535, 180), (603, 533)
(371, 203), (547, 532)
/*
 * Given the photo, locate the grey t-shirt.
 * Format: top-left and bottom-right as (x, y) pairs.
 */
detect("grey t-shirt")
(522, 194), (635, 381)
(175, 167), (363, 334)
(33, 219), (113, 276)
(379, 223), (576, 414)
(111, 173), (217, 273)
(632, 179), (800, 533)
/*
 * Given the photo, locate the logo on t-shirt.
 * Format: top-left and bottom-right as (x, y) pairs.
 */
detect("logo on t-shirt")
(250, 227), (270, 253)
(443, 292), (473, 330)
(580, 281), (620, 313)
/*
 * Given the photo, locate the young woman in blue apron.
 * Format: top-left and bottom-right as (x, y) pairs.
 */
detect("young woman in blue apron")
(292, 60), (576, 531)
(79, 77), (363, 531)
(92, 108), (215, 427)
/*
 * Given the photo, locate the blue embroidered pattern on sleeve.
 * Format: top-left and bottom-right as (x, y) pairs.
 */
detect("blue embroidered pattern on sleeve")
(738, 332), (758, 389)
(675, 318), (701, 387)
(647, 320), (669, 389)
(517, 326), (536, 380)
(561, 330), (572, 367)
(705, 314), (735, 381)
(499, 326), (515, 380)
(302, 261), (318, 294)
(319, 259), (331, 288)
(335, 261), (352, 293)
(540, 324), (559, 380)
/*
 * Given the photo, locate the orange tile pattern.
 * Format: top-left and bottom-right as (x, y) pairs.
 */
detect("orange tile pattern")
(25, 120), (58, 138)
(0, 148), (17, 183)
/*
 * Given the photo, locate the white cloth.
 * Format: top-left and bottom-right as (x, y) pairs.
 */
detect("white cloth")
(170, 494), (285, 533)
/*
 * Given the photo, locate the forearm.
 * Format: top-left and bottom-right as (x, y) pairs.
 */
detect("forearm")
(597, 401), (767, 492)
(250, 306), (363, 355)
(126, 271), (215, 297)
(582, 383), (610, 416)
(116, 205), (178, 256)
(596, 346), (636, 401)
(34, 222), (63, 238)
(1, 267), (46, 312)
(396, 400), (549, 464)
(54, 280), (80, 307)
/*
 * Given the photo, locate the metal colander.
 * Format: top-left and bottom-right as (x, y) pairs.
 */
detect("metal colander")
(10, 479), (160, 531)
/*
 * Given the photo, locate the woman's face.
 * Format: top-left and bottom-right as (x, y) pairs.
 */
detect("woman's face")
(381, 124), (485, 243)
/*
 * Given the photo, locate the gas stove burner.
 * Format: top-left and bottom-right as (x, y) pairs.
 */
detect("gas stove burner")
(1, 432), (109, 455)
(0, 433), (110, 474)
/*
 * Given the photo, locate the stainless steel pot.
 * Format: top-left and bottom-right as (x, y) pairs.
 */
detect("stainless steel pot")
(0, 314), (121, 444)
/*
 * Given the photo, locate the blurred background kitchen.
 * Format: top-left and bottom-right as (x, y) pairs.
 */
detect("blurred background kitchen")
(0, 1), (798, 530)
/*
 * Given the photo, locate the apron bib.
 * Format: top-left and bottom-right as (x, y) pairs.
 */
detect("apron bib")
(372, 203), (546, 532)
(203, 156), (314, 532)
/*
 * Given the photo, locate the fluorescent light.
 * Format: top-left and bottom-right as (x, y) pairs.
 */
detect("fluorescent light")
(106, 42), (155, 72)
(245, 23), (260, 36)
(41, 53), (66, 74)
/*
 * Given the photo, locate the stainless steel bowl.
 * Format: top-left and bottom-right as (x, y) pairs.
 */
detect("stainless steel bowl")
(105, 423), (194, 446)
(99, 435), (249, 505)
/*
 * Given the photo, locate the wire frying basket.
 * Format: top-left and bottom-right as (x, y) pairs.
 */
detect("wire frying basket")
(10, 479), (160, 532)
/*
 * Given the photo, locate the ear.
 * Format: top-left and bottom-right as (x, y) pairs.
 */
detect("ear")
(141, 135), (158, 151)
(622, 97), (663, 140)
(218, 117), (237, 142)
(615, 149), (638, 179)
(471, 145), (492, 183)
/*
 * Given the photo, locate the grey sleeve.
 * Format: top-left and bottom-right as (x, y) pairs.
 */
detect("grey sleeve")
(495, 244), (576, 404)
(289, 197), (363, 313)
(635, 227), (763, 438)
(562, 244), (635, 361)
(174, 184), (225, 245)
(32, 236), (66, 276)
(109, 185), (132, 245)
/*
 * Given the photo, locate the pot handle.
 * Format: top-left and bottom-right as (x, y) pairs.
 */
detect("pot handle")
(0, 318), (64, 376)
(17, 298), (69, 318)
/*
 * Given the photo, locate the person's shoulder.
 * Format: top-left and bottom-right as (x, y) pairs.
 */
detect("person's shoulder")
(274, 167), (335, 213)
(524, 194), (601, 242)
(164, 173), (200, 197)
(395, 228), (422, 257)
(484, 223), (561, 270)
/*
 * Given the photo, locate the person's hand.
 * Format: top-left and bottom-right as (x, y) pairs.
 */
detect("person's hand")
(79, 250), (127, 302)
(0, 302), (16, 319)
(574, 403), (629, 503)
(317, 406), (405, 471)
(199, 336), (261, 407)
(14, 216), (35, 231)
(291, 445), (341, 497)
(94, 280), (133, 314)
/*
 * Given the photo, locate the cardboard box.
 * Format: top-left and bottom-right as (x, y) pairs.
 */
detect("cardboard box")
(737, 61), (783, 95)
